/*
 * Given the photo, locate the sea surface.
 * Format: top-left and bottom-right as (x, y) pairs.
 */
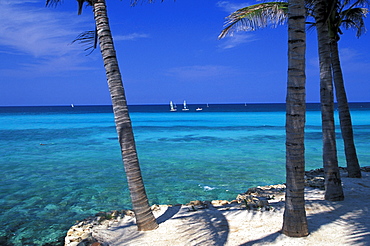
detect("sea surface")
(0, 103), (369, 245)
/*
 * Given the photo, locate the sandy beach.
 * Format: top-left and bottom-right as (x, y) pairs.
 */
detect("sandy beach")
(65, 169), (370, 246)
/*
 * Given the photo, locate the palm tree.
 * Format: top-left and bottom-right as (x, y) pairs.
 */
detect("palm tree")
(282, 0), (309, 237)
(219, 0), (367, 179)
(326, 0), (368, 178)
(46, 0), (158, 231)
(218, 0), (308, 236)
(219, 0), (344, 201)
(313, 0), (344, 201)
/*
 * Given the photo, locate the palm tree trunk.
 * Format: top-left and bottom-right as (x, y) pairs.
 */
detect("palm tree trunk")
(330, 40), (361, 178)
(314, 0), (344, 201)
(282, 0), (308, 237)
(93, 0), (158, 231)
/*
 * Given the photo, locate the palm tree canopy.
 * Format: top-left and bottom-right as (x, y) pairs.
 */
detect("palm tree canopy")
(219, 1), (288, 39)
(307, 0), (369, 40)
(305, 0), (368, 40)
(220, 0), (368, 40)
(332, 6), (368, 40)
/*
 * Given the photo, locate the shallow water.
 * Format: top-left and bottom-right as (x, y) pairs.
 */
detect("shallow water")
(0, 103), (369, 245)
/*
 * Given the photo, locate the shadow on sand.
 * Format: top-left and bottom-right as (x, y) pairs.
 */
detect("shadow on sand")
(156, 205), (182, 224)
(239, 174), (370, 245)
(172, 206), (230, 246)
(94, 204), (230, 245)
(93, 173), (369, 245)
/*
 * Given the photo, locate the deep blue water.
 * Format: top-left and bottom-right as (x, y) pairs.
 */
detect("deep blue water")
(0, 103), (369, 245)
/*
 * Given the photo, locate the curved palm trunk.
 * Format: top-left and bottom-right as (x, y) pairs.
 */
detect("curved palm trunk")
(282, 0), (308, 237)
(330, 40), (361, 178)
(93, 0), (158, 231)
(314, 0), (344, 201)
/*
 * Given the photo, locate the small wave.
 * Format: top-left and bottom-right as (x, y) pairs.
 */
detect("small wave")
(199, 184), (216, 191)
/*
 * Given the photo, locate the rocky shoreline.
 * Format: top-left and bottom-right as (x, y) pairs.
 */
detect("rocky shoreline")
(63, 167), (370, 246)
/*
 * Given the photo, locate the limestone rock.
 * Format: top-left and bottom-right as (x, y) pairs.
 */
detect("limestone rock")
(236, 194), (270, 210)
(64, 210), (132, 246)
(186, 200), (209, 211)
(211, 200), (230, 206)
(361, 166), (370, 172)
(305, 176), (325, 189)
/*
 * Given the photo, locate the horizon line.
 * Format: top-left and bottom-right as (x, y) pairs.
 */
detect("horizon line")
(1, 101), (370, 107)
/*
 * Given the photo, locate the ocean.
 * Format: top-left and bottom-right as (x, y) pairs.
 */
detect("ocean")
(0, 103), (369, 245)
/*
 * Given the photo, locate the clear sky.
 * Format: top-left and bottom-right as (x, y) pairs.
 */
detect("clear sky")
(1, 0), (369, 106)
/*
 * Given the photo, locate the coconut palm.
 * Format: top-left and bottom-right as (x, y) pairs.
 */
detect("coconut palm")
(218, 0), (308, 236)
(326, 0), (368, 178)
(282, 0), (309, 236)
(219, 0), (367, 179)
(46, 0), (158, 231)
(219, 0), (344, 201)
(313, 0), (344, 201)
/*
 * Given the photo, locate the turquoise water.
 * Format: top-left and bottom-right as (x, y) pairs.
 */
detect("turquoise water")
(0, 103), (369, 245)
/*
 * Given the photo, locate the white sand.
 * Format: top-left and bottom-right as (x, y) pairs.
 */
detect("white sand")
(77, 171), (370, 246)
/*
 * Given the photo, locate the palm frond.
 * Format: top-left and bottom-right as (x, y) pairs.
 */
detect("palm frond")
(45, 0), (62, 7)
(219, 1), (288, 39)
(340, 7), (368, 37)
(347, 0), (370, 9)
(77, 0), (94, 15)
(72, 30), (98, 55)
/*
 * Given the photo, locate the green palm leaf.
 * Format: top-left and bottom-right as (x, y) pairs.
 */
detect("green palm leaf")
(219, 2), (288, 39)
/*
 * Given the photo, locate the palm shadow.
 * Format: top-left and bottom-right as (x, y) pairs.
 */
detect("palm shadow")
(239, 231), (282, 246)
(156, 204), (182, 224)
(93, 204), (230, 245)
(163, 205), (230, 246)
(239, 173), (370, 245)
(93, 173), (369, 245)
(305, 198), (370, 244)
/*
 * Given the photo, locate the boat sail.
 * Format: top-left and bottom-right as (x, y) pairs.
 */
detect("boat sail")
(170, 101), (177, 111)
(182, 100), (189, 111)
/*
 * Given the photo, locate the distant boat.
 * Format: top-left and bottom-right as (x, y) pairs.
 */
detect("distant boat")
(169, 101), (177, 111)
(182, 100), (189, 111)
(71, 104), (74, 108)
(196, 107), (203, 111)
(206, 103), (209, 107)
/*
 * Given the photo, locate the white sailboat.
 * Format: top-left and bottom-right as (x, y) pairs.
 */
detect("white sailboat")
(196, 106), (203, 111)
(170, 101), (177, 111)
(182, 100), (189, 111)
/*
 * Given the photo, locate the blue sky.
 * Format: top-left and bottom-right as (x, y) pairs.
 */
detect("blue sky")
(0, 0), (370, 106)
